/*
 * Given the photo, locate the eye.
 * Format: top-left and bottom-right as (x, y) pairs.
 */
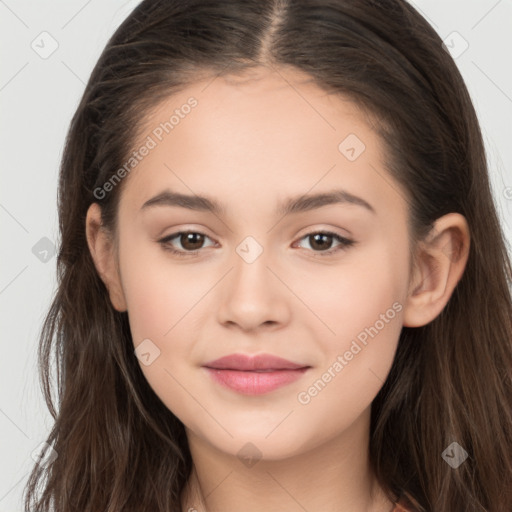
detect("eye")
(158, 229), (356, 258)
(294, 230), (355, 256)
(158, 231), (216, 257)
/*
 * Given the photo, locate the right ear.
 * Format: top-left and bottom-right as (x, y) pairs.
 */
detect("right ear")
(85, 203), (127, 312)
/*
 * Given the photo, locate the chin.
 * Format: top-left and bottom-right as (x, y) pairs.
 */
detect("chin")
(205, 426), (312, 462)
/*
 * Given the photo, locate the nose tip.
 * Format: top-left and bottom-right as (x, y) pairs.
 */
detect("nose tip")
(216, 258), (290, 332)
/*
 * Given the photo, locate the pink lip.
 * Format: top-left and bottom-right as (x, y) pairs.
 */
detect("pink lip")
(202, 353), (311, 395)
(203, 353), (307, 371)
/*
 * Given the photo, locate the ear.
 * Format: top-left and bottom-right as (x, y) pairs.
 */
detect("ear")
(85, 203), (127, 312)
(402, 213), (470, 327)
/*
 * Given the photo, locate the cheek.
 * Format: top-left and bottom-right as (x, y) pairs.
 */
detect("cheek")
(118, 235), (206, 343)
(293, 242), (405, 405)
(296, 241), (405, 347)
(122, 269), (171, 345)
(118, 239), (204, 421)
(292, 296), (403, 448)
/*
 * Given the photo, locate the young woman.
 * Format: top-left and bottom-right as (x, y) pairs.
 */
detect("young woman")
(24, 1), (512, 511)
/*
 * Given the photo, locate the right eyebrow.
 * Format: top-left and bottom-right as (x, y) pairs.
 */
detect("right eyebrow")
(140, 190), (224, 216)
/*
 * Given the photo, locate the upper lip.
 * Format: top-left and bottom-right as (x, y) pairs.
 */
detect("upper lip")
(202, 353), (309, 371)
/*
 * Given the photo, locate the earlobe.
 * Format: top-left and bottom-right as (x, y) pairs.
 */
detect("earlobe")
(402, 213), (470, 328)
(85, 203), (128, 312)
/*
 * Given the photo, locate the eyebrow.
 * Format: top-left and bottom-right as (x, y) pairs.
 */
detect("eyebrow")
(140, 188), (376, 217)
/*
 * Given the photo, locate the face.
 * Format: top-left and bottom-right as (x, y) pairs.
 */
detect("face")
(99, 66), (413, 460)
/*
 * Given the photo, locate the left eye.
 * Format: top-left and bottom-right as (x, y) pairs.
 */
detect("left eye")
(293, 231), (355, 255)
(158, 230), (355, 257)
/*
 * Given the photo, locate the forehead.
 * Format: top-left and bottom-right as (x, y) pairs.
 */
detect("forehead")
(119, 66), (403, 222)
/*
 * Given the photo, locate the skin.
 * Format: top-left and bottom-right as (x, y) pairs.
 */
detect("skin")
(86, 65), (470, 512)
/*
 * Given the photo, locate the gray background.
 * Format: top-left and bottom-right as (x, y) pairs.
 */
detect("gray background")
(1, 1), (511, 510)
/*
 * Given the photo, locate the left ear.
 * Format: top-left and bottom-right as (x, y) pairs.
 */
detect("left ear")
(402, 213), (470, 328)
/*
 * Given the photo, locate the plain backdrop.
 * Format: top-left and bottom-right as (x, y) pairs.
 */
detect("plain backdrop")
(1, 1), (511, 510)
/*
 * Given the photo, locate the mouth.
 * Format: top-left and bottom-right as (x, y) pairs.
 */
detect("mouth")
(201, 353), (311, 395)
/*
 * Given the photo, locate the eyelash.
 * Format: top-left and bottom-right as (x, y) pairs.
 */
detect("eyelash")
(158, 230), (355, 258)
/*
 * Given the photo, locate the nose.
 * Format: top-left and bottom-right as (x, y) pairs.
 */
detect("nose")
(216, 245), (291, 333)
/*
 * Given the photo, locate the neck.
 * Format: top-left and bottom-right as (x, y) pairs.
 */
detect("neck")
(180, 407), (395, 512)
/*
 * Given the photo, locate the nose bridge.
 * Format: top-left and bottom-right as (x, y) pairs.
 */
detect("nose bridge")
(230, 234), (274, 299)
(216, 234), (288, 330)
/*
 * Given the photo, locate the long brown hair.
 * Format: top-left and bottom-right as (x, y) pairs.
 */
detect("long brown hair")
(23, 1), (512, 510)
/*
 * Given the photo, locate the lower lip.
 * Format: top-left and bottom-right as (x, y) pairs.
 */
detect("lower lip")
(203, 367), (309, 395)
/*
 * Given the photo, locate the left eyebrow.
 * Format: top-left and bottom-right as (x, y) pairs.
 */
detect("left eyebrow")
(139, 188), (376, 217)
(277, 189), (376, 216)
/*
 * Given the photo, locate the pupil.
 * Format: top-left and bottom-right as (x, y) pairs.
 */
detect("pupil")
(311, 233), (332, 251)
(183, 233), (204, 250)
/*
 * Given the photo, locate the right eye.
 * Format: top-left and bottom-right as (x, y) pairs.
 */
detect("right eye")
(158, 231), (217, 257)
